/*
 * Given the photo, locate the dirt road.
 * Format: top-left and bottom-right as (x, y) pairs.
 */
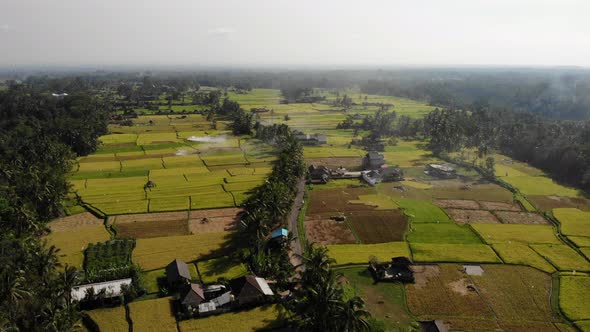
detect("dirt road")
(287, 177), (306, 272)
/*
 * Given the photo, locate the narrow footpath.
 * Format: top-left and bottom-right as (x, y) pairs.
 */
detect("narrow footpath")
(287, 177), (306, 273)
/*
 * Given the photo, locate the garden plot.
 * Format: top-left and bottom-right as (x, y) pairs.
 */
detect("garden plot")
(446, 209), (500, 224)
(129, 297), (177, 332)
(85, 306), (129, 332)
(479, 201), (522, 211)
(559, 276), (590, 321)
(178, 305), (284, 332)
(495, 211), (548, 224)
(531, 244), (590, 271)
(327, 242), (410, 265)
(304, 219), (357, 245)
(410, 243), (501, 263)
(434, 199), (480, 210)
(345, 209), (407, 243)
(133, 232), (232, 270)
(472, 224), (560, 244)
(553, 208), (590, 237)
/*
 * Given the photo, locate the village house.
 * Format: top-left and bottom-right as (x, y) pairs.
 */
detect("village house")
(166, 259), (192, 289)
(380, 167), (404, 182)
(230, 275), (274, 306)
(419, 320), (449, 332)
(70, 278), (132, 302)
(180, 283), (234, 317)
(369, 257), (414, 283)
(425, 164), (457, 179)
(308, 164), (331, 183)
(293, 130), (327, 146)
(363, 151), (385, 170)
(180, 283), (206, 314)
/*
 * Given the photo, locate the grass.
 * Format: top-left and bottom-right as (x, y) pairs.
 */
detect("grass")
(410, 243), (501, 263)
(85, 306), (129, 332)
(559, 276), (590, 321)
(570, 237), (590, 247)
(128, 297), (177, 332)
(133, 232), (233, 270)
(178, 305), (285, 332)
(503, 176), (580, 197)
(340, 267), (415, 330)
(576, 320), (590, 332)
(394, 198), (452, 223)
(407, 223), (483, 244)
(46, 225), (111, 268)
(327, 242), (410, 266)
(554, 208), (590, 237)
(196, 257), (249, 284)
(471, 224), (561, 244)
(492, 243), (556, 273)
(531, 244), (590, 271)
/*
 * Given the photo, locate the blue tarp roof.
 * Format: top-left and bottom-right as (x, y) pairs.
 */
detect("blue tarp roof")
(271, 228), (288, 239)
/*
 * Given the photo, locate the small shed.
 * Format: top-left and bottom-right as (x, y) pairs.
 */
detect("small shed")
(363, 151), (385, 170)
(231, 275), (274, 306)
(271, 228), (289, 241)
(166, 259), (192, 287)
(419, 320), (449, 332)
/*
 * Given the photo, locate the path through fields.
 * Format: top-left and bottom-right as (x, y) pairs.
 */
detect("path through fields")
(287, 177), (306, 273)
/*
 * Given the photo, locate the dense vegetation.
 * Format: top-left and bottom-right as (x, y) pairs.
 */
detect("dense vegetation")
(0, 86), (108, 330)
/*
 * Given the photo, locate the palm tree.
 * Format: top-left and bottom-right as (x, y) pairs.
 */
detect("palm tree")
(338, 296), (371, 332)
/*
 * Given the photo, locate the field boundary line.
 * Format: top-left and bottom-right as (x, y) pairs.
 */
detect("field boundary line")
(124, 303), (133, 332)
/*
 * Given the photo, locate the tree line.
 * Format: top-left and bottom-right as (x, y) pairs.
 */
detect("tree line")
(0, 85), (109, 330)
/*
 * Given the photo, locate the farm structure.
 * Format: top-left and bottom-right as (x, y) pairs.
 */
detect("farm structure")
(369, 256), (414, 282)
(425, 164), (456, 179)
(363, 151), (385, 170)
(293, 130), (327, 145)
(71, 278), (132, 302)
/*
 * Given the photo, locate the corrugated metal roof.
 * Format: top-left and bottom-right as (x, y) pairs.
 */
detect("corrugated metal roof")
(254, 277), (274, 296)
(71, 278), (132, 302)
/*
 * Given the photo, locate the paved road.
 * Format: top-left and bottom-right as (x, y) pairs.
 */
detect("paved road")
(287, 177), (306, 272)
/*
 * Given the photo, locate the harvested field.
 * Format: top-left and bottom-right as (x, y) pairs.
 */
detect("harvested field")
(115, 218), (189, 238)
(110, 211), (188, 224)
(49, 212), (104, 232)
(85, 306), (129, 332)
(346, 209), (407, 243)
(410, 243), (501, 263)
(495, 211), (549, 225)
(327, 242), (410, 265)
(446, 209), (499, 224)
(406, 264), (494, 318)
(304, 219), (357, 245)
(129, 297), (177, 332)
(435, 199), (480, 209)
(188, 209), (241, 234)
(133, 232), (233, 270)
(479, 201), (522, 211)
(307, 187), (375, 214)
(472, 224), (560, 244)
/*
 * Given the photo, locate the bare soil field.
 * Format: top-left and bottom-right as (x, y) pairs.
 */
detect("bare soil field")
(111, 211), (189, 224)
(495, 211), (549, 225)
(379, 182), (514, 203)
(306, 157), (362, 170)
(116, 218), (189, 238)
(479, 201), (522, 211)
(188, 216), (238, 234)
(304, 219), (357, 245)
(49, 212), (104, 232)
(345, 209), (407, 243)
(307, 188), (375, 214)
(434, 199), (480, 209)
(446, 209), (500, 224)
(528, 195), (590, 212)
(189, 207), (244, 219)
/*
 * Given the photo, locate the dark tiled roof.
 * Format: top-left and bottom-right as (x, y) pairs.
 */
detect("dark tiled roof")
(166, 259), (192, 283)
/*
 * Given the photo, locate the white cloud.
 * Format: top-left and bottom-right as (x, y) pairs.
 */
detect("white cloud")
(0, 24), (12, 32)
(206, 27), (235, 39)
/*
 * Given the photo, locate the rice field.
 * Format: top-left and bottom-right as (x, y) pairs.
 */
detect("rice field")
(553, 208), (590, 237)
(502, 176), (580, 197)
(128, 297), (177, 332)
(327, 242), (410, 265)
(559, 276), (590, 321)
(407, 223), (483, 244)
(531, 244), (590, 271)
(471, 224), (561, 245)
(410, 243), (502, 263)
(178, 305), (285, 332)
(196, 256), (249, 284)
(85, 306), (129, 332)
(492, 243), (556, 273)
(46, 225), (111, 268)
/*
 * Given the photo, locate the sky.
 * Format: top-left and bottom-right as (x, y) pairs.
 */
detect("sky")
(1, 0), (589, 68)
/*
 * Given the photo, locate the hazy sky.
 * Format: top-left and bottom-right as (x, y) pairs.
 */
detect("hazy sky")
(1, 0), (589, 68)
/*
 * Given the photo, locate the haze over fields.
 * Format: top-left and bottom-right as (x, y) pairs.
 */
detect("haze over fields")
(1, 0), (590, 68)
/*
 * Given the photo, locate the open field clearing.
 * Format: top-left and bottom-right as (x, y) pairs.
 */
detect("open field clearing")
(495, 211), (549, 224)
(178, 305), (285, 332)
(382, 141), (437, 167)
(406, 264), (494, 318)
(196, 257), (249, 284)
(48, 212), (103, 232)
(85, 306), (129, 332)
(133, 232), (233, 270)
(492, 243), (556, 273)
(434, 199), (480, 209)
(129, 297), (177, 332)
(472, 224), (560, 244)
(531, 245), (590, 271)
(327, 242), (410, 265)
(340, 267), (414, 331)
(553, 208), (590, 237)
(394, 198), (452, 223)
(47, 225), (111, 268)
(114, 217), (189, 238)
(559, 276), (590, 321)
(345, 209), (407, 243)
(410, 243), (501, 263)
(307, 187), (375, 214)
(304, 219), (357, 245)
(348, 194), (398, 210)
(446, 208), (500, 224)
(407, 223), (483, 244)
(503, 176), (580, 197)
